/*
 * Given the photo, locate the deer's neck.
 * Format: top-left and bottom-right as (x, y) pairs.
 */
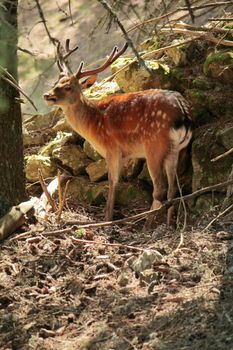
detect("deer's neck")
(63, 95), (101, 139)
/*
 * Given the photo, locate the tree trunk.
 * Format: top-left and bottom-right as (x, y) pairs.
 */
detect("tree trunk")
(0, 0), (26, 217)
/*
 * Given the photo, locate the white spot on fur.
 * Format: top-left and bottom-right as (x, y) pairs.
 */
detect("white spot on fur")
(157, 110), (162, 117)
(151, 111), (155, 117)
(151, 122), (155, 127)
(162, 113), (167, 119)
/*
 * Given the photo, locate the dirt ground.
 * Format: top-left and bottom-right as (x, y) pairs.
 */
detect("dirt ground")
(1, 202), (233, 350)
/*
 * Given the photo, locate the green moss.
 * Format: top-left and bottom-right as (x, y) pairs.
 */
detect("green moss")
(203, 51), (233, 75)
(192, 76), (212, 90)
(223, 22), (233, 40)
(186, 89), (214, 124)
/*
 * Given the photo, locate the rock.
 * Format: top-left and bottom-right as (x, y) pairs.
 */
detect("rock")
(116, 181), (151, 206)
(25, 155), (56, 182)
(83, 140), (102, 161)
(217, 126), (233, 150)
(128, 250), (163, 273)
(66, 178), (150, 208)
(194, 193), (225, 214)
(84, 80), (120, 99)
(139, 37), (161, 51)
(23, 127), (45, 146)
(185, 89), (211, 124)
(66, 177), (108, 205)
(111, 57), (171, 92)
(86, 159), (108, 182)
(52, 144), (90, 175)
(117, 272), (129, 287)
(40, 132), (76, 156)
(192, 124), (233, 193)
(139, 268), (159, 284)
(52, 117), (73, 133)
(166, 39), (188, 66)
(203, 51), (233, 84)
(23, 108), (62, 132)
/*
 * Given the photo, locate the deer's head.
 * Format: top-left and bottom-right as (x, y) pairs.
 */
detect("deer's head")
(44, 40), (128, 107)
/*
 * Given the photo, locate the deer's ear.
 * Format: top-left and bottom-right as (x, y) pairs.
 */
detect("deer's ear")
(81, 75), (97, 89)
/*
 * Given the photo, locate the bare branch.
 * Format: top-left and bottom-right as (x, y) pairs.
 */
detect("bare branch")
(97, 0), (152, 76)
(34, 0), (57, 46)
(0, 65), (37, 111)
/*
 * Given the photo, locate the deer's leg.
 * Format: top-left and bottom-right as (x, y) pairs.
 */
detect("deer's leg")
(164, 150), (179, 225)
(145, 144), (167, 227)
(105, 150), (122, 221)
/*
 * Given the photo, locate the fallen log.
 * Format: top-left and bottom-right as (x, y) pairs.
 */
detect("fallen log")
(0, 175), (69, 242)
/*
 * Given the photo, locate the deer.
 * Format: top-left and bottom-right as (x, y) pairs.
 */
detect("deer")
(43, 40), (193, 226)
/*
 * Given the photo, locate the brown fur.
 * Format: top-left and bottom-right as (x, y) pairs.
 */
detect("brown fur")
(44, 75), (192, 224)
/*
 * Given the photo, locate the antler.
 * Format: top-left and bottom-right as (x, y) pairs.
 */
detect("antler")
(75, 43), (128, 79)
(56, 39), (79, 75)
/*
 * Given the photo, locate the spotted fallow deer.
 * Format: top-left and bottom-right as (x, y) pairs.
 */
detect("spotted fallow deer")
(44, 40), (193, 225)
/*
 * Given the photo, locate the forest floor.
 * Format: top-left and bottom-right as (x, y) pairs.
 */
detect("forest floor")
(1, 202), (233, 350)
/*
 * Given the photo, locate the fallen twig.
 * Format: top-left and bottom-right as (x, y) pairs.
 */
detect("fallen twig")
(209, 17), (233, 21)
(211, 147), (233, 162)
(38, 169), (57, 213)
(160, 27), (233, 47)
(127, 1), (233, 34)
(66, 179), (233, 227)
(71, 236), (163, 254)
(56, 170), (70, 221)
(202, 203), (233, 232)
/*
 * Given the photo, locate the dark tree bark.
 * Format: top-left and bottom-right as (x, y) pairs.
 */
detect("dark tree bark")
(0, 0), (26, 217)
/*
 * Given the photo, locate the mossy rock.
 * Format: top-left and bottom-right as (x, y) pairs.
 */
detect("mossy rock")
(40, 132), (76, 156)
(191, 76), (213, 90)
(66, 177), (150, 208)
(83, 140), (102, 161)
(192, 125), (232, 194)
(139, 37), (161, 51)
(217, 126), (233, 150)
(111, 57), (171, 92)
(194, 193), (226, 214)
(203, 51), (233, 85)
(223, 22), (233, 41)
(86, 159), (108, 182)
(67, 177), (108, 206)
(84, 81), (120, 99)
(166, 39), (188, 66)
(116, 181), (151, 206)
(52, 144), (90, 175)
(185, 89), (213, 125)
(25, 155), (56, 182)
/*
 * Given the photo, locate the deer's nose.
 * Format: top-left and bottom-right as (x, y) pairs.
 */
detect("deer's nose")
(43, 93), (50, 99)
